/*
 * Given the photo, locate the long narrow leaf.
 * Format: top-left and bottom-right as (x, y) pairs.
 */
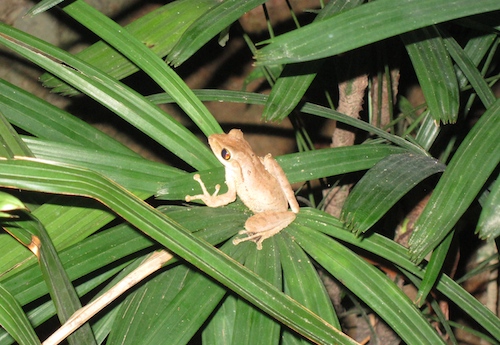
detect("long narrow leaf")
(230, 241), (282, 345)
(27, 0), (65, 15)
(460, 33), (497, 88)
(0, 79), (136, 156)
(415, 111), (440, 151)
(444, 36), (496, 108)
(476, 176), (500, 240)
(255, 0), (500, 65)
(24, 137), (184, 195)
(289, 222), (445, 345)
(301, 209), (500, 341)
(1, 193), (95, 344)
(262, 0), (365, 121)
(277, 234), (339, 328)
(0, 284), (40, 345)
(0, 23), (216, 170)
(41, 0), (220, 94)
(157, 145), (406, 201)
(402, 26), (460, 124)
(5, 214), (97, 345)
(149, 89), (429, 155)
(342, 153), (446, 235)
(302, 103), (427, 154)
(409, 99), (500, 263)
(0, 159), (355, 345)
(63, 1), (222, 137)
(168, 0), (266, 66)
(415, 230), (454, 307)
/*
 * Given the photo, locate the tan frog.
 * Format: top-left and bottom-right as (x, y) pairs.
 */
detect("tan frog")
(185, 129), (299, 250)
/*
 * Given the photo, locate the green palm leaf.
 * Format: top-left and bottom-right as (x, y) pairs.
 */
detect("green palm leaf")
(255, 0), (500, 65)
(0, 159), (355, 345)
(409, 98), (500, 263)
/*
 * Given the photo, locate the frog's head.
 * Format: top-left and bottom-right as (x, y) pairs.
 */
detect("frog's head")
(208, 129), (255, 168)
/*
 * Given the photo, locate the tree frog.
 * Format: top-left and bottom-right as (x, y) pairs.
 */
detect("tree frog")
(185, 129), (299, 250)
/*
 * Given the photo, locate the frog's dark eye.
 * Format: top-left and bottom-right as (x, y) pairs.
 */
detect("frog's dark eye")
(221, 148), (231, 160)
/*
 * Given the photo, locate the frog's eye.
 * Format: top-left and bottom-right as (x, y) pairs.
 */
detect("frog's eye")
(221, 148), (231, 160)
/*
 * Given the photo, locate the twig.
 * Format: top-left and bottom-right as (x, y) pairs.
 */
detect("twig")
(43, 249), (173, 345)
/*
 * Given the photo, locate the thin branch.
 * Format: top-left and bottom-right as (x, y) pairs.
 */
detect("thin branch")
(43, 250), (174, 345)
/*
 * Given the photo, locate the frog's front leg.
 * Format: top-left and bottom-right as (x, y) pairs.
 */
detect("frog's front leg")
(232, 211), (296, 250)
(185, 174), (236, 207)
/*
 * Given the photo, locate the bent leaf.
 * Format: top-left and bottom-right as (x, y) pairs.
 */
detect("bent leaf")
(342, 153), (445, 235)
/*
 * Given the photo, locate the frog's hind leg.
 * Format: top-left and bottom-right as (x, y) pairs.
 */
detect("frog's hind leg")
(232, 211), (295, 250)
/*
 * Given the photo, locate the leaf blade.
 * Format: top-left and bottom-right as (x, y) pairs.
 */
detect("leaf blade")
(25, 137), (184, 195)
(157, 145), (407, 201)
(62, 1), (222, 137)
(0, 22), (216, 170)
(41, 0), (220, 94)
(0, 159), (354, 345)
(301, 208), (500, 341)
(409, 99), (500, 262)
(255, 0), (500, 65)
(168, 0), (267, 66)
(0, 284), (40, 345)
(262, 0), (365, 121)
(401, 26), (460, 124)
(290, 219), (445, 345)
(0, 79), (136, 156)
(476, 176), (500, 240)
(342, 153), (446, 235)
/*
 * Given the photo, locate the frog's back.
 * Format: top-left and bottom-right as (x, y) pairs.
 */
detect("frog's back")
(236, 171), (289, 214)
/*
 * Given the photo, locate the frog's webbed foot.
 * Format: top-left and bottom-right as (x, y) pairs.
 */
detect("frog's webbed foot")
(185, 174), (220, 202)
(232, 211), (296, 250)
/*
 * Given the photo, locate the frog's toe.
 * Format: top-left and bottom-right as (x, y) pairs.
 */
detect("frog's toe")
(232, 237), (243, 245)
(232, 231), (267, 250)
(232, 231), (255, 246)
(232, 236), (249, 247)
(255, 240), (263, 251)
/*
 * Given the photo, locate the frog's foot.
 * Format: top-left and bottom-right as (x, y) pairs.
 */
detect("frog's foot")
(186, 174), (236, 207)
(185, 174), (220, 202)
(232, 211), (296, 250)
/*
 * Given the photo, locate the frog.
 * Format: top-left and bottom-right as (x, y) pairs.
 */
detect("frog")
(185, 129), (299, 250)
